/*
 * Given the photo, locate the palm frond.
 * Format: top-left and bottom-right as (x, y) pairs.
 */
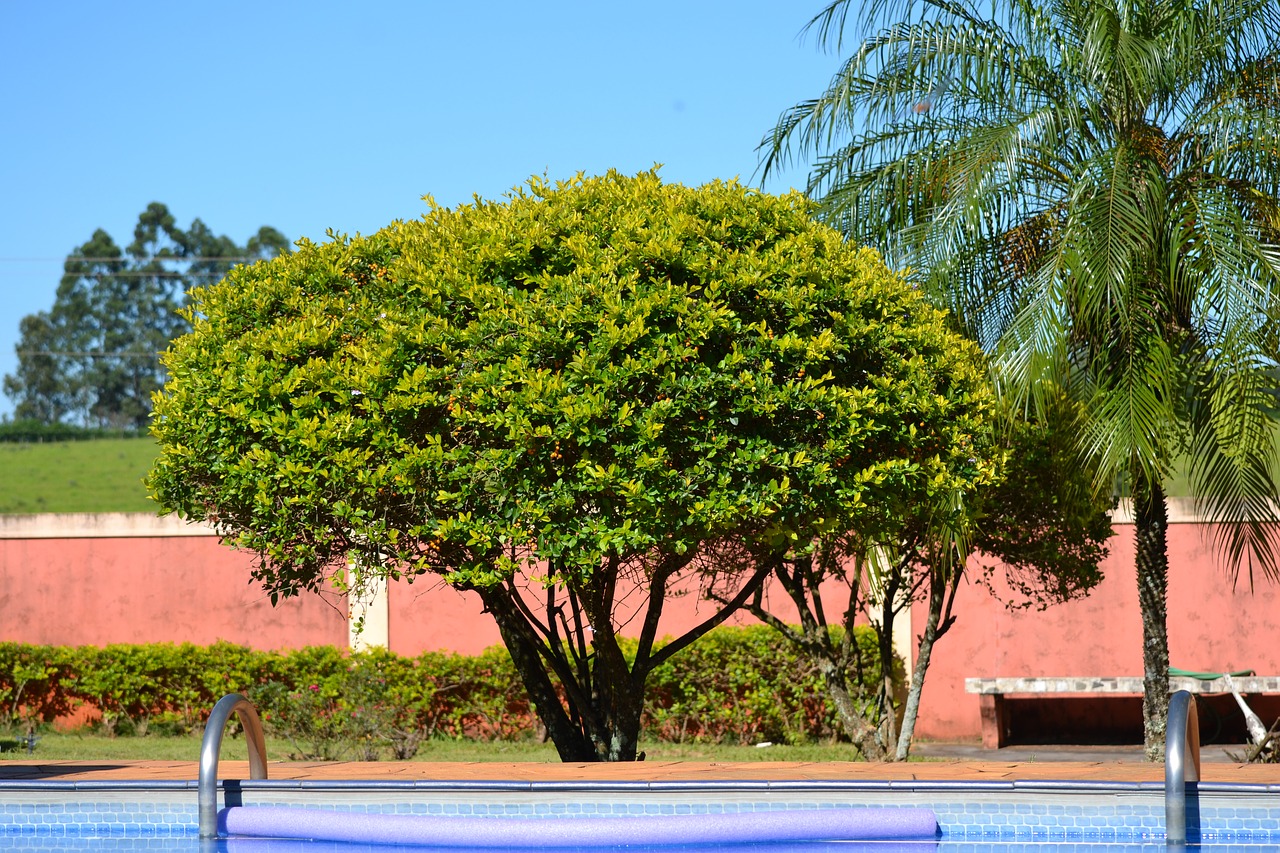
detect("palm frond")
(767, 0), (1280, 579)
(1186, 363), (1280, 586)
(1078, 329), (1182, 488)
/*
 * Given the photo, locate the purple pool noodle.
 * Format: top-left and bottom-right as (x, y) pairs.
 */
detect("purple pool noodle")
(220, 806), (937, 847)
(221, 841), (936, 853)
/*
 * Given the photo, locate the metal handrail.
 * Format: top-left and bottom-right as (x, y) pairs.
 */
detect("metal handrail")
(198, 693), (268, 838)
(1165, 689), (1200, 845)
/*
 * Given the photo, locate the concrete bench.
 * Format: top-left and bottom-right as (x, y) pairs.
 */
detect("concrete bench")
(964, 676), (1280, 748)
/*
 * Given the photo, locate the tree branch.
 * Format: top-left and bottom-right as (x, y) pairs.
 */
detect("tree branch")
(648, 557), (774, 670)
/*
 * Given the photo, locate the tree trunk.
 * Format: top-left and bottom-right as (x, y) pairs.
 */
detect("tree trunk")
(822, 662), (885, 759)
(893, 568), (945, 761)
(731, 553), (888, 759)
(1134, 476), (1170, 762)
(584, 626), (646, 761)
(477, 552), (770, 762)
(474, 586), (598, 762)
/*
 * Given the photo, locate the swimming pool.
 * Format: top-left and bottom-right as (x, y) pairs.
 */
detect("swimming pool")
(2, 776), (1279, 849)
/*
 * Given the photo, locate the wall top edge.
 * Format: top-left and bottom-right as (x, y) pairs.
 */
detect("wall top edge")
(0, 498), (1269, 538)
(1108, 496), (1280, 524)
(0, 512), (216, 539)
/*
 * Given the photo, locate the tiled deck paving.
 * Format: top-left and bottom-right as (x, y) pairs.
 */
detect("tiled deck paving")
(1, 758), (1277, 784)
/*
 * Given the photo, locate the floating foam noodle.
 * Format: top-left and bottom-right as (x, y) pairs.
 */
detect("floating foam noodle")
(219, 806), (938, 848)
(220, 839), (939, 853)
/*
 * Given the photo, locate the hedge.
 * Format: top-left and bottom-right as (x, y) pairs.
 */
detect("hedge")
(0, 625), (892, 759)
(0, 420), (148, 443)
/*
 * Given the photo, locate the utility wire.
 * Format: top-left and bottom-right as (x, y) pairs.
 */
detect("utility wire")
(7, 270), (244, 278)
(0, 256), (280, 262)
(0, 256), (276, 262)
(17, 351), (160, 358)
(0, 255), (285, 280)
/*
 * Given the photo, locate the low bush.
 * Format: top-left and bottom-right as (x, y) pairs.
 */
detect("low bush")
(645, 624), (884, 745)
(0, 625), (893, 758)
(0, 420), (147, 443)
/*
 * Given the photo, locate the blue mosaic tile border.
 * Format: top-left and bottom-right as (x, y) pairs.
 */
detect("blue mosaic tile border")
(1, 785), (1278, 843)
(0, 800), (196, 837)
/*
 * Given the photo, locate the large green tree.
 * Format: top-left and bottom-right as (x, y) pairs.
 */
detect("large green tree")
(761, 0), (1280, 758)
(3, 203), (289, 428)
(148, 170), (999, 761)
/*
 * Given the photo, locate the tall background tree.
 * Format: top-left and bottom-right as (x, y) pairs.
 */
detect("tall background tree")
(4, 203), (289, 429)
(761, 0), (1280, 758)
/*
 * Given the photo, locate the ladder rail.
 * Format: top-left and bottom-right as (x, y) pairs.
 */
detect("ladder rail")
(198, 693), (268, 838)
(1165, 689), (1201, 845)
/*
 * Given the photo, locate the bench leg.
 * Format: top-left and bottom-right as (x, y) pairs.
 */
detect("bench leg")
(979, 694), (1007, 749)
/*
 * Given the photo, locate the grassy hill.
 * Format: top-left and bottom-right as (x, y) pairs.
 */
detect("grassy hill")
(0, 437), (159, 514)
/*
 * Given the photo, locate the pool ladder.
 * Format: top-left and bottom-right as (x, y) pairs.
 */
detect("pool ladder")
(1165, 689), (1201, 845)
(198, 693), (268, 838)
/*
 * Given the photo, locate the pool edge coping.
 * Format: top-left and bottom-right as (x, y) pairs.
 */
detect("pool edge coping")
(3, 778), (1280, 794)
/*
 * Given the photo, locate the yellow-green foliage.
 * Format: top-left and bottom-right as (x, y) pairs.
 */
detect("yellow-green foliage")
(149, 169), (997, 599)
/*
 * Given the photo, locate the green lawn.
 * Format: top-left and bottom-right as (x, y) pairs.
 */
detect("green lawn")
(0, 733), (867, 763)
(0, 437), (158, 514)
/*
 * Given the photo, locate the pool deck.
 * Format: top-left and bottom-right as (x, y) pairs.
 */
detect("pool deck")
(2, 756), (1278, 785)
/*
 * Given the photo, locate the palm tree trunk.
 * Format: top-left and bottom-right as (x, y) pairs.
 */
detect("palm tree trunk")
(1134, 476), (1170, 761)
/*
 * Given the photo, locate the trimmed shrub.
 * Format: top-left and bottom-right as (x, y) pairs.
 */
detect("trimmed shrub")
(0, 624), (897, 756)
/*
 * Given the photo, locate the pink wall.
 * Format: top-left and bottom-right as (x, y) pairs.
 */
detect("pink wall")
(388, 575), (500, 656)
(913, 522), (1280, 741)
(386, 567), (838, 657)
(0, 535), (347, 650)
(5, 513), (1277, 743)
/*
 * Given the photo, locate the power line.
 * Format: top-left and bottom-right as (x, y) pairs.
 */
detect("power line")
(0, 254), (289, 280)
(17, 351), (160, 359)
(0, 256), (278, 263)
(7, 270), (244, 279)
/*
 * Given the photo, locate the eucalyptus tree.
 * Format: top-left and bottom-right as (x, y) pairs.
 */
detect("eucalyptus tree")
(761, 0), (1280, 758)
(4, 204), (289, 428)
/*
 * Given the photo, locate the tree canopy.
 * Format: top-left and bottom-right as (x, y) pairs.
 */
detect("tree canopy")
(760, 0), (1280, 758)
(3, 203), (289, 428)
(149, 170), (999, 761)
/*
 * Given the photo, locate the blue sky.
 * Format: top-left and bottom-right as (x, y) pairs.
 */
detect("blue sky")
(0, 2), (838, 420)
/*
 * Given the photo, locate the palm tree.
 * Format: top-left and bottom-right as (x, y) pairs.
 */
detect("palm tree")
(762, 0), (1280, 759)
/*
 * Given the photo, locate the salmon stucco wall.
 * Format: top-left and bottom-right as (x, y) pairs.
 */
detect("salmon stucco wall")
(384, 566), (844, 657)
(7, 510), (1279, 744)
(0, 516), (346, 650)
(912, 519), (1280, 742)
(1, 514), (835, 659)
(387, 575), (501, 656)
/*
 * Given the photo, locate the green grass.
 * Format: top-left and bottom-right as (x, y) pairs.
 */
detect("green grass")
(1, 732), (869, 763)
(0, 437), (158, 514)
